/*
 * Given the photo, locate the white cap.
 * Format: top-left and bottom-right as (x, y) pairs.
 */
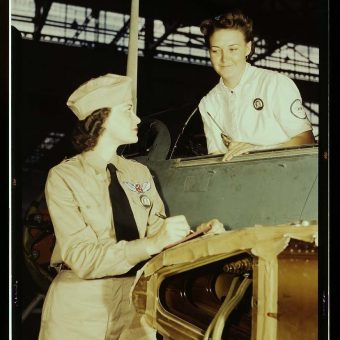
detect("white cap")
(66, 73), (132, 120)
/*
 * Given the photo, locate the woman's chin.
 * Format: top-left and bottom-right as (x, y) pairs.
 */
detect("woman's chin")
(130, 136), (139, 144)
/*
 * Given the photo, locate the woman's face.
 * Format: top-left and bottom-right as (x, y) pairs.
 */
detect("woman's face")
(209, 28), (251, 82)
(103, 100), (141, 145)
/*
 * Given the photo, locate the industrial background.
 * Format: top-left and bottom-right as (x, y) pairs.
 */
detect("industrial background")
(9, 0), (328, 339)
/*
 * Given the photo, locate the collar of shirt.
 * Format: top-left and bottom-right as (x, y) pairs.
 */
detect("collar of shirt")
(81, 150), (126, 178)
(218, 62), (254, 94)
(81, 151), (113, 184)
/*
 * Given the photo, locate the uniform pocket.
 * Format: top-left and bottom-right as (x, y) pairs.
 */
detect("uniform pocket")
(79, 201), (111, 237)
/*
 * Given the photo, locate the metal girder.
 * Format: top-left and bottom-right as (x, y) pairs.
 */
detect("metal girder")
(148, 21), (181, 51)
(71, 10), (93, 40)
(33, 0), (53, 41)
(251, 39), (286, 63)
(45, 0), (322, 47)
(109, 19), (130, 46)
(304, 103), (319, 117)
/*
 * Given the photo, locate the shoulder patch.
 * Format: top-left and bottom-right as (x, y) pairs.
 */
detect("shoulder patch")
(290, 99), (307, 119)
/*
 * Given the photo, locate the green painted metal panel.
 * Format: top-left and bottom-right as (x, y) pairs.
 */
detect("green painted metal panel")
(137, 146), (318, 229)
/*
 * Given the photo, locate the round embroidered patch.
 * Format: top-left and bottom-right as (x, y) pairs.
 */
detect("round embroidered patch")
(290, 99), (306, 119)
(253, 98), (264, 110)
(140, 194), (152, 208)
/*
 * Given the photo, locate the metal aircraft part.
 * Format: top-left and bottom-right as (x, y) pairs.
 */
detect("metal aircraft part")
(135, 144), (318, 229)
(132, 224), (318, 340)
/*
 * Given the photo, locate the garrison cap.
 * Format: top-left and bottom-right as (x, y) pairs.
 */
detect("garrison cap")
(66, 74), (132, 120)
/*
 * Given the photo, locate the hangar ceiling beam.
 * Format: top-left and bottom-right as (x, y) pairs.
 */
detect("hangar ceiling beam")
(71, 9), (95, 40)
(251, 39), (286, 63)
(149, 21), (180, 51)
(33, 0), (53, 41)
(109, 18), (130, 46)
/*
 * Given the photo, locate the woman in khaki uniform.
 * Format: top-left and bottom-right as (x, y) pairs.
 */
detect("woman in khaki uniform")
(38, 74), (194, 340)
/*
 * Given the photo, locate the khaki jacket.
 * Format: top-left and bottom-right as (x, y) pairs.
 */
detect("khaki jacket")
(39, 151), (164, 339)
(46, 150), (165, 279)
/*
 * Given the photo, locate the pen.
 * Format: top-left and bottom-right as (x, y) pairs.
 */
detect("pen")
(155, 212), (167, 219)
(206, 111), (232, 147)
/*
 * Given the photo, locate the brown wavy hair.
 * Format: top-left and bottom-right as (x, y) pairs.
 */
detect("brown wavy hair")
(71, 107), (110, 153)
(200, 9), (255, 58)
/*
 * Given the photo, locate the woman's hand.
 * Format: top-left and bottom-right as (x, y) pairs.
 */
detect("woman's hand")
(196, 219), (226, 234)
(146, 215), (191, 254)
(222, 141), (257, 161)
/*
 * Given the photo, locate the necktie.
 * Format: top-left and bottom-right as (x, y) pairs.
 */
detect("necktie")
(107, 163), (140, 242)
(107, 163), (147, 276)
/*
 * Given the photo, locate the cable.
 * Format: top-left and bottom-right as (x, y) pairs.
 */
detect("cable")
(169, 106), (198, 159)
(211, 277), (252, 340)
(203, 276), (240, 340)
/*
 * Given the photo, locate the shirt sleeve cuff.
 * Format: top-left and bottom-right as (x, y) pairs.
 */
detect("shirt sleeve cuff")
(124, 238), (152, 265)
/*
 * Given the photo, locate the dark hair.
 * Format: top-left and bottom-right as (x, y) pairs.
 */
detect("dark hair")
(200, 10), (254, 55)
(71, 107), (110, 153)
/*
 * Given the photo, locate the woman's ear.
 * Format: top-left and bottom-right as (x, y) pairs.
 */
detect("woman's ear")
(246, 41), (252, 58)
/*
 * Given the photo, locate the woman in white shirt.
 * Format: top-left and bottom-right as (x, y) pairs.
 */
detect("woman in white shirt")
(198, 10), (315, 161)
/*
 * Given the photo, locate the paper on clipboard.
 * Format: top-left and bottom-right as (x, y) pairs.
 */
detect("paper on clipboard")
(163, 224), (212, 250)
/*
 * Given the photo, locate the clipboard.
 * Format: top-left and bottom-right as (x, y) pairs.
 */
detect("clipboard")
(163, 224), (212, 250)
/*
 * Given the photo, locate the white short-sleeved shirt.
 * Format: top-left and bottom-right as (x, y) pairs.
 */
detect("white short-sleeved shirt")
(199, 63), (313, 154)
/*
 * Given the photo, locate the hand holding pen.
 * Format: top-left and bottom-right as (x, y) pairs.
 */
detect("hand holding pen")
(155, 212), (194, 235)
(146, 213), (191, 254)
(154, 212), (220, 250)
(154, 213), (225, 249)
